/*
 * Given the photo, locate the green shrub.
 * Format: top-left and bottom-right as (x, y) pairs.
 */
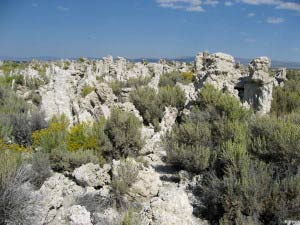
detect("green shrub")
(271, 79), (300, 116)
(181, 71), (195, 82)
(0, 74), (24, 87)
(159, 71), (193, 87)
(0, 86), (46, 145)
(122, 207), (141, 225)
(200, 157), (276, 224)
(67, 122), (98, 151)
(249, 115), (300, 172)
(130, 87), (162, 128)
(112, 158), (139, 196)
(0, 150), (38, 224)
(49, 147), (101, 172)
(0, 61), (28, 75)
(126, 76), (151, 89)
(109, 80), (125, 97)
(81, 85), (95, 97)
(196, 84), (249, 121)
(30, 151), (52, 189)
(165, 121), (212, 172)
(32, 115), (68, 152)
(130, 85), (185, 130)
(105, 109), (143, 159)
(158, 85), (186, 110)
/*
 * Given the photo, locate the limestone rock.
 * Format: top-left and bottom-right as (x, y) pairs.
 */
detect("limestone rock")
(195, 52), (242, 98)
(130, 165), (162, 198)
(177, 82), (197, 104)
(112, 158), (162, 199)
(72, 163), (111, 188)
(243, 57), (274, 114)
(38, 173), (84, 224)
(141, 185), (204, 225)
(68, 205), (93, 225)
(141, 107), (178, 155)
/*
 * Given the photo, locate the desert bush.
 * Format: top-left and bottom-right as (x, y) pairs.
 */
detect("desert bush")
(271, 79), (300, 116)
(165, 121), (212, 172)
(158, 85), (186, 110)
(249, 116), (300, 173)
(10, 113), (32, 146)
(130, 85), (185, 130)
(81, 85), (95, 97)
(181, 71), (195, 82)
(200, 157), (275, 224)
(67, 122), (98, 151)
(112, 158), (139, 196)
(91, 118), (113, 157)
(49, 147), (100, 172)
(109, 80), (125, 97)
(0, 150), (37, 225)
(130, 87), (162, 127)
(10, 111), (47, 146)
(196, 84), (249, 121)
(0, 61), (28, 75)
(126, 76), (151, 88)
(105, 109), (143, 159)
(30, 151), (52, 189)
(212, 119), (248, 149)
(159, 71), (193, 87)
(66, 120), (112, 162)
(122, 207), (141, 225)
(32, 115), (68, 152)
(0, 86), (46, 145)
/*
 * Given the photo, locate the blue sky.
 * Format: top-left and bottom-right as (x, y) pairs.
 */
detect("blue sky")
(0, 0), (299, 61)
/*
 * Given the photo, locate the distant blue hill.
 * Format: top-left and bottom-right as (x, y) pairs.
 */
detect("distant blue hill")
(1, 56), (300, 69)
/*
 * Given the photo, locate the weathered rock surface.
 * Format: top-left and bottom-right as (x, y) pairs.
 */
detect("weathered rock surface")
(130, 165), (162, 198)
(243, 57), (274, 114)
(195, 52), (278, 114)
(141, 185), (205, 225)
(68, 205), (93, 225)
(38, 173), (84, 225)
(72, 163), (111, 188)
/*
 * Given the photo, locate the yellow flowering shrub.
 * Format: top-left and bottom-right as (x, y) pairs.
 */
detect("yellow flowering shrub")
(66, 122), (98, 151)
(0, 139), (28, 152)
(181, 71), (195, 82)
(32, 115), (68, 152)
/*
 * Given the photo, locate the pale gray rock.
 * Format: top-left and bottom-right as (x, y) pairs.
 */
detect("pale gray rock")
(275, 67), (287, 87)
(72, 163), (111, 188)
(141, 185), (205, 225)
(177, 82), (197, 104)
(195, 52), (243, 98)
(112, 158), (161, 199)
(243, 57), (274, 114)
(38, 173), (84, 225)
(129, 165), (162, 198)
(141, 107), (178, 155)
(68, 205), (93, 225)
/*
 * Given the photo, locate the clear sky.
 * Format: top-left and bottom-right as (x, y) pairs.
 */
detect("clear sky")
(0, 0), (299, 61)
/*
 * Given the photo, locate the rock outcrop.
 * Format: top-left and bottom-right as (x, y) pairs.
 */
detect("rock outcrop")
(68, 205), (93, 225)
(72, 163), (111, 188)
(195, 52), (243, 98)
(243, 57), (274, 114)
(141, 185), (205, 225)
(195, 52), (277, 114)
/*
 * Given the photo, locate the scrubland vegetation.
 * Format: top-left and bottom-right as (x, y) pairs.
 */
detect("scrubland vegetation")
(1, 66), (300, 224)
(164, 73), (300, 224)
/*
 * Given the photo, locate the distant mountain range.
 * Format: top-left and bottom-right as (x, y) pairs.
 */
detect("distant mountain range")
(1, 56), (300, 69)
